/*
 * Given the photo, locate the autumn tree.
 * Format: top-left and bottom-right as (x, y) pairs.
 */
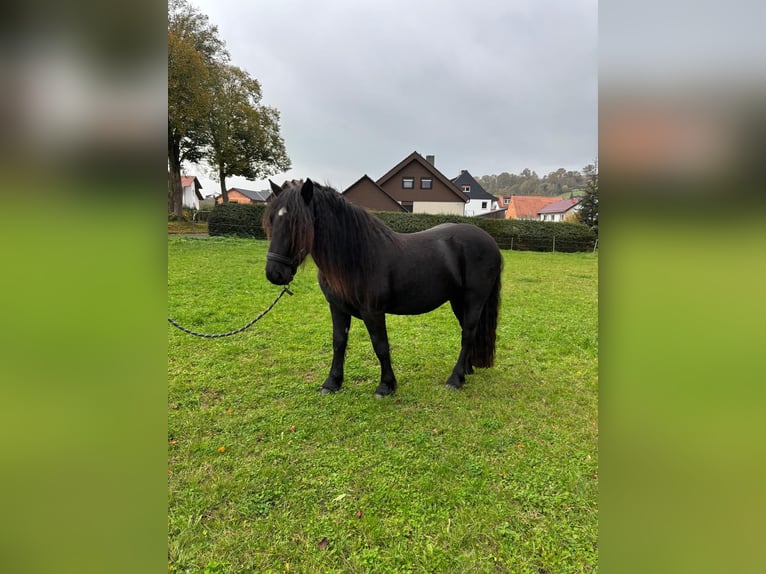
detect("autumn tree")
(167, 0), (227, 217)
(205, 64), (291, 203)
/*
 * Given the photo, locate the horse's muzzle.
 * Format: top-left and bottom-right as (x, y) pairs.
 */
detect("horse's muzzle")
(265, 263), (293, 285)
(265, 252), (297, 285)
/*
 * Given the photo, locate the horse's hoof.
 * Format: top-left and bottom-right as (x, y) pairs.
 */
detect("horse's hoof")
(445, 381), (463, 390)
(320, 386), (337, 394)
(374, 386), (395, 399)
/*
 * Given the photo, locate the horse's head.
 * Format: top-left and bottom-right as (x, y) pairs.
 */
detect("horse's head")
(263, 178), (316, 285)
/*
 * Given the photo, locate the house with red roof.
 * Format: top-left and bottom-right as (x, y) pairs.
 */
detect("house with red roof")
(215, 187), (273, 204)
(505, 195), (559, 220)
(181, 176), (203, 210)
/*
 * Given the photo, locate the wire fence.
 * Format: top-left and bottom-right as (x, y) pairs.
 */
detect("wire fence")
(495, 236), (599, 253)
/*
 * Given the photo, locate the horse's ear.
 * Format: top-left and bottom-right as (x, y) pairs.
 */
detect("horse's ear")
(269, 179), (283, 197)
(301, 178), (314, 204)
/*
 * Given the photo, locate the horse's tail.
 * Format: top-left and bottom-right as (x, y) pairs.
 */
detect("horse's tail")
(471, 270), (501, 368)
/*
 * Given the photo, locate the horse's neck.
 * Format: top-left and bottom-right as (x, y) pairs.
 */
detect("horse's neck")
(312, 200), (374, 268)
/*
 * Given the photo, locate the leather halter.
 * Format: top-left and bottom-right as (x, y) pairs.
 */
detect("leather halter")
(266, 251), (298, 274)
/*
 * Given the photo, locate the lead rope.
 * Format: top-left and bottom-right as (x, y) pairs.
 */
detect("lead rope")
(168, 285), (293, 338)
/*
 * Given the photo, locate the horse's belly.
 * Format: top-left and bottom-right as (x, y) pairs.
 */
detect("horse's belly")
(384, 287), (452, 316)
(386, 300), (445, 316)
(382, 257), (458, 315)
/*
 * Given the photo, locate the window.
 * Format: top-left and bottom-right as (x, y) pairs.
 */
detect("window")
(420, 178), (432, 189)
(481, 201), (488, 209)
(402, 177), (414, 189)
(461, 185), (471, 193)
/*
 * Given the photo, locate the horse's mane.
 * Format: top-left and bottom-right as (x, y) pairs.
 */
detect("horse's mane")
(311, 183), (401, 305)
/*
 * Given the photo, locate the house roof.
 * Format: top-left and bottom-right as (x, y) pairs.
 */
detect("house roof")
(537, 197), (581, 215)
(478, 209), (508, 219)
(506, 195), (560, 219)
(228, 187), (272, 202)
(451, 170), (496, 201)
(376, 151), (468, 203)
(343, 175), (407, 212)
(181, 176), (203, 200)
(181, 176), (202, 189)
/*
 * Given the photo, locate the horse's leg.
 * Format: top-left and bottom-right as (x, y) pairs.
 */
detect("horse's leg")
(446, 299), (481, 389)
(361, 313), (397, 398)
(321, 304), (351, 393)
(449, 299), (474, 375)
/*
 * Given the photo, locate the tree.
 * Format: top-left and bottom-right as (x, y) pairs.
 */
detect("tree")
(578, 162), (598, 234)
(205, 64), (291, 203)
(167, 0), (228, 217)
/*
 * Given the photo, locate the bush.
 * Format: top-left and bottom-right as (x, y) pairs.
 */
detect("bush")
(208, 203), (267, 238)
(373, 211), (595, 252)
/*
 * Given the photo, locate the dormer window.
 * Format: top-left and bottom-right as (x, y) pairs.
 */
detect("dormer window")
(462, 185), (471, 193)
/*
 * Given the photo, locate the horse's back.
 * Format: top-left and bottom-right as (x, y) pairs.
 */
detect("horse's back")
(409, 223), (500, 261)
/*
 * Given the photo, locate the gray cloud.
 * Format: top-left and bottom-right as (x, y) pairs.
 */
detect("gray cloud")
(191, 0), (596, 192)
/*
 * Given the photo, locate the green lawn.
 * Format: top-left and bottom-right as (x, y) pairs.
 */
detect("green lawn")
(168, 237), (598, 573)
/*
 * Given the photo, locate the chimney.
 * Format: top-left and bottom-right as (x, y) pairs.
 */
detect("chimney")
(426, 154), (435, 165)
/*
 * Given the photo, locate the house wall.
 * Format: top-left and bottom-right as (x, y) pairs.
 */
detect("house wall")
(229, 190), (252, 203)
(216, 190), (255, 204)
(413, 201), (465, 215)
(464, 198), (498, 217)
(182, 185), (199, 209)
(343, 178), (403, 211)
(540, 205), (581, 222)
(380, 161), (463, 205)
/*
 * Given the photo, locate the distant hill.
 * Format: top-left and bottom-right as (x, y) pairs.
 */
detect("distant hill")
(558, 189), (587, 199)
(478, 165), (595, 198)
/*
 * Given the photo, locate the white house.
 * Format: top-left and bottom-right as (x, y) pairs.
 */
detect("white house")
(538, 197), (582, 222)
(181, 176), (203, 210)
(451, 170), (498, 217)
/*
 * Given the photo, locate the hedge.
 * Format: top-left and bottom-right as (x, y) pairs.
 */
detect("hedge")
(207, 202), (596, 252)
(372, 211), (595, 252)
(208, 202), (268, 238)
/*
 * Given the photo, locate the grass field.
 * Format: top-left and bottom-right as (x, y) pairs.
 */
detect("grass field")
(168, 237), (598, 573)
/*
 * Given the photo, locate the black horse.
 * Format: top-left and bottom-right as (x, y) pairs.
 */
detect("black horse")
(264, 179), (502, 398)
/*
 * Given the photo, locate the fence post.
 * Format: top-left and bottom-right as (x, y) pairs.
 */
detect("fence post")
(510, 236), (514, 251)
(593, 238), (598, 253)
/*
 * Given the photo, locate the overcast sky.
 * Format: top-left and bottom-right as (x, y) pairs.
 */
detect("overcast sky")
(190, 0), (597, 194)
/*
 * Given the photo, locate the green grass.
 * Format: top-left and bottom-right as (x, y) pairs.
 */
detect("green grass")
(168, 237), (598, 573)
